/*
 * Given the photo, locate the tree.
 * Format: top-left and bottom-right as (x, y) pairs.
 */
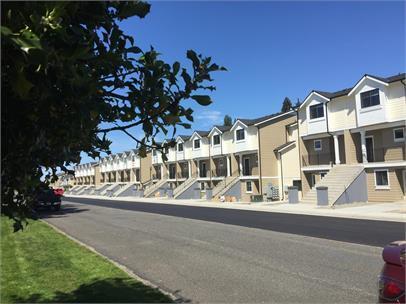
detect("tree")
(281, 97), (293, 112)
(223, 115), (232, 126)
(295, 98), (301, 108)
(1, 1), (225, 230)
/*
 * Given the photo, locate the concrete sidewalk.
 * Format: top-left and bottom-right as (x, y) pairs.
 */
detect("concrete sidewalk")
(65, 194), (406, 223)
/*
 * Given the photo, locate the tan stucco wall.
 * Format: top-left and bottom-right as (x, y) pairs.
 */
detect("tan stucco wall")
(94, 166), (101, 186)
(366, 168), (404, 202)
(344, 130), (360, 164)
(303, 137), (333, 166)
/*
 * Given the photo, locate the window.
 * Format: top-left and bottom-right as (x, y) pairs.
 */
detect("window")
(393, 128), (405, 142)
(246, 181), (252, 193)
(213, 134), (220, 146)
(236, 129), (245, 141)
(200, 182), (205, 190)
(375, 170), (389, 188)
(309, 104), (324, 119)
(314, 139), (322, 151)
(177, 143), (184, 152)
(320, 172), (327, 179)
(292, 180), (302, 191)
(194, 139), (200, 149)
(361, 89), (380, 108)
(152, 150), (157, 156)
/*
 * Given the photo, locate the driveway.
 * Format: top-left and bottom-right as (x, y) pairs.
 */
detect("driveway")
(43, 199), (387, 303)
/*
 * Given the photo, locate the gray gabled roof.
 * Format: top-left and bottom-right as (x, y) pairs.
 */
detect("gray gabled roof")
(314, 72), (405, 100)
(237, 110), (295, 126)
(194, 130), (209, 137)
(273, 141), (295, 153)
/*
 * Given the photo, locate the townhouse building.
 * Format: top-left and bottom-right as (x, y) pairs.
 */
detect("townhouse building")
(298, 73), (405, 203)
(69, 72), (405, 204)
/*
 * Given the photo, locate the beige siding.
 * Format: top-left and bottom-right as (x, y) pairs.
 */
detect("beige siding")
(298, 108), (307, 135)
(366, 168), (404, 202)
(240, 180), (260, 202)
(328, 96), (357, 131)
(387, 82), (406, 122)
(302, 137), (333, 166)
(366, 127), (406, 162)
(140, 152), (152, 183)
(259, 116), (299, 188)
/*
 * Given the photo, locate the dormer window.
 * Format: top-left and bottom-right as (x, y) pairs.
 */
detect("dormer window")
(152, 149), (157, 156)
(194, 139), (200, 149)
(309, 104), (324, 119)
(361, 89), (380, 108)
(177, 143), (184, 152)
(213, 135), (220, 146)
(236, 129), (245, 141)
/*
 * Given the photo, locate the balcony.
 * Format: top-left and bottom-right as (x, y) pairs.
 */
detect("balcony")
(366, 146), (405, 163)
(302, 152), (333, 167)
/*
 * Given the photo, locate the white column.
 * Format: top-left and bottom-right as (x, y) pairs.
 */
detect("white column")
(197, 160), (200, 177)
(360, 130), (368, 163)
(239, 154), (243, 175)
(227, 156), (231, 177)
(188, 161), (191, 178)
(333, 135), (341, 165)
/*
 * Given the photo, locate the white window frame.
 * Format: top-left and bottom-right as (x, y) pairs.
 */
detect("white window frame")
(374, 169), (390, 189)
(393, 128), (405, 143)
(309, 103), (325, 121)
(212, 134), (221, 146)
(193, 138), (201, 150)
(246, 181), (253, 193)
(314, 139), (322, 151)
(235, 128), (245, 142)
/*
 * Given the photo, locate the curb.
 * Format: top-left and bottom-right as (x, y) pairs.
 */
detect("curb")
(42, 220), (183, 303)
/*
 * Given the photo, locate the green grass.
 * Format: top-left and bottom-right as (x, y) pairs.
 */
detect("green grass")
(0, 217), (172, 303)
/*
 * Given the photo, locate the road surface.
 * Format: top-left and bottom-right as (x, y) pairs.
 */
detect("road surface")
(41, 198), (401, 302)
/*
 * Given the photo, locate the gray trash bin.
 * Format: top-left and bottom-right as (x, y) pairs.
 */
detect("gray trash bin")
(288, 186), (298, 204)
(206, 188), (213, 201)
(166, 189), (173, 198)
(138, 189), (144, 197)
(132, 188), (138, 197)
(316, 186), (329, 206)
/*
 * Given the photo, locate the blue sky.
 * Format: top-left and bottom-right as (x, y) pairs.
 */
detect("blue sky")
(80, 1), (405, 163)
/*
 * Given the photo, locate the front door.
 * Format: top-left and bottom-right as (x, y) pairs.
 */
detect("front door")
(200, 162), (207, 177)
(243, 158), (250, 176)
(365, 136), (374, 162)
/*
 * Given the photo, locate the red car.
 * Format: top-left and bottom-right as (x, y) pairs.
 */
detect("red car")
(53, 188), (64, 197)
(379, 241), (405, 303)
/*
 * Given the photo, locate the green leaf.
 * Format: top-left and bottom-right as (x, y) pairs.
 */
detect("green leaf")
(173, 62), (180, 75)
(127, 46), (142, 54)
(186, 50), (200, 67)
(0, 26), (13, 36)
(191, 95), (212, 106)
(11, 29), (41, 53)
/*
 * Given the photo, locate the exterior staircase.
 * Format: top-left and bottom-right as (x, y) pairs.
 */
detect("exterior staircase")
(215, 176), (240, 198)
(144, 179), (167, 197)
(93, 183), (111, 195)
(173, 178), (197, 198)
(114, 183), (135, 197)
(301, 165), (364, 205)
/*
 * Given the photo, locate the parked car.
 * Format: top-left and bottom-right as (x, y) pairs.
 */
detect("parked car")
(53, 188), (64, 197)
(378, 241), (405, 303)
(34, 189), (62, 211)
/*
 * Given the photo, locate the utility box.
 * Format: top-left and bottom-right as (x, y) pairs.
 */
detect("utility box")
(206, 188), (213, 201)
(316, 186), (329, 206)
(288, 186), (299, 204)
(193, 188), (200, 199)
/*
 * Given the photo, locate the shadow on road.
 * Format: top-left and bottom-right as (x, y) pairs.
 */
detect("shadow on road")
(38, 203), (89, 219)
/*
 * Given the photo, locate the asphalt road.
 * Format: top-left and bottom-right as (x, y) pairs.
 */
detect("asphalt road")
(63, 196), (404, 247)
(42, 199), (396, 303)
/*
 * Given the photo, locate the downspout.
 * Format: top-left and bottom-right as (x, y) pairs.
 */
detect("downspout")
(325, 98), (334, 167)
(279, 151), (284, 201)
(296, 107), (303, 197)
(258, 126), (263, 195)
(209, 137), (212, 188)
